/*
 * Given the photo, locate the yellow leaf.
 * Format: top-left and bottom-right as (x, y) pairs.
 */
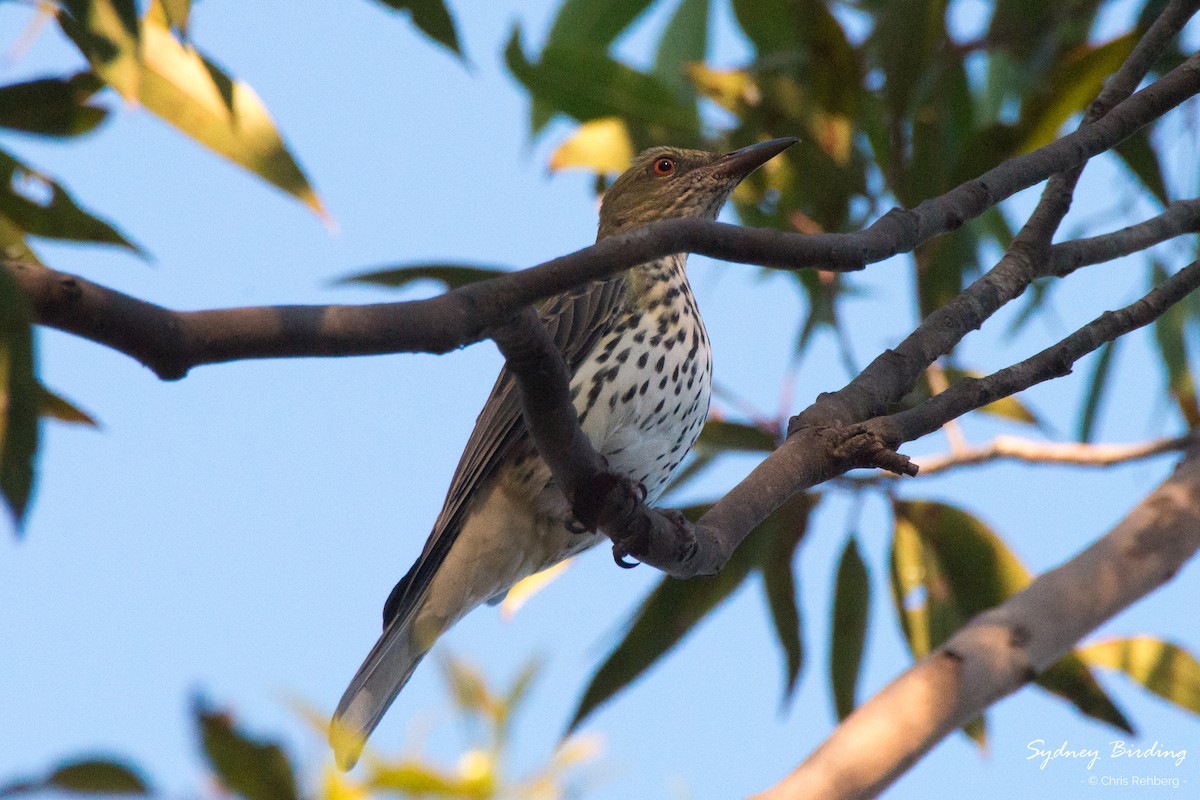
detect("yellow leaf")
(549, 119), (633, 175)
(809, 111), (852, 166)
(500, 558), (573, 621)
(686, 64), (758, 112)
(321, 766), (367, 800)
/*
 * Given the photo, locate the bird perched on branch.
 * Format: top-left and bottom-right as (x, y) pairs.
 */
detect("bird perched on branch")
(331, 137), (797, 768)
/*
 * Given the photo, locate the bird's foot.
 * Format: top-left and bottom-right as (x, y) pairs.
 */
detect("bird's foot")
(564, 516), (590, 535)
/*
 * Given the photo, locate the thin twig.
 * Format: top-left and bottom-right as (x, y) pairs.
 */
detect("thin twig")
(914, 433), (1198, 475)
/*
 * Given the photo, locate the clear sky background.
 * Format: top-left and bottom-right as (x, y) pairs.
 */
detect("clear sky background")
(1, 1), (1198, 798)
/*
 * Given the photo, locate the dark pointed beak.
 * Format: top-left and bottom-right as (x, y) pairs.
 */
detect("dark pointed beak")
(708, 136), (798, 180)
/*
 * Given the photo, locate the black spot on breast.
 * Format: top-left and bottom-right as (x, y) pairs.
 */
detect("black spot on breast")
(622, 384), (637, 403)
(654, 398), (665, 413)
(659, 375), (668, 389)
(605, 366), (620, 383)
(639, 380), (649, 396)
(616, 348), (631, 364)
(609, 393), (618, 410)
(655, 355), (666, 373)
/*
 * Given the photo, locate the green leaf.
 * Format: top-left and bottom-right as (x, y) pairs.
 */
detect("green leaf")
(653, 0), (709, 105)
(891, 501), (1132, 734)
(758, 494), (815, 700)
(570, 496), (814, 730)
(1038, 654), (1134, 733)
(195, 697), (299, 800)
(372, 0), (463, 59)
(1077, 339), (1118, 443)
(337, 262), (510, 290)
(58, 0), (141, 97)
(694, 419), (778, 452)
(1114, 129), (1169, 207)
(543, 0), (656, 52)
(0, 758), (149, 797)
(39, 384), (98, 426)
(0, 149), (141, 253)
(505, 26), (698, 141)
(0, 266), (38, 526)
(0, 73), (107, 138)
(47, 761), (148, 795)
(1151, 261), (1200, 427)
(68, 3), (326, 219)
(1082, 637), (1200, 716)
(830, 535), (869, 720)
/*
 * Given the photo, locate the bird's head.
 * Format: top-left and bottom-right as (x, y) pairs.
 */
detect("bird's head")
(597, 137), (797, 240)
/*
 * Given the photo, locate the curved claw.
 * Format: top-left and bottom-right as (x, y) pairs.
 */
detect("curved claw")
(613, 549), (640, 569)
(632, 480), (648, 502)
(565, 517), (589, 535)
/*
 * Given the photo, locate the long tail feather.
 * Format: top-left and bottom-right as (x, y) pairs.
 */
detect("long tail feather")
(330, 620), (428, 770)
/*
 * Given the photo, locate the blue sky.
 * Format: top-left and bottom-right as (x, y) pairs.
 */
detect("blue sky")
(1, 1), (1197, 798)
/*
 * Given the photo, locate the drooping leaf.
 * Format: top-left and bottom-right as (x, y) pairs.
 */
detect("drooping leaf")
(550, 118), (634, 175)
(337, 262), (510, 290)
(39, 384), (98, 426)
(1151, 261), (1200, 427)
(542, 0), (656, 53)
(441, 657), (498, 719)
(69, 3), (326, 218)
(758, 493), (815, 700)
(1081, 637), (1200, 717)
(1114, 129), (1169, 207)
(1077, 339), (1118, 443)
(0, 149), (141, 253)
(891, 501), (1131, 735)
(570, 495), (814, 729)
(0, 73), (107, 138)
(830, 535), (869, 720)
(505, 26), (698, 143)
(0, 758), (150, 797)
(0, 266), (38, 526)
(371, 0), (463, 59)
(195, 697), (299, 800)
(652, 0), (708, 119)
(1038, 654), (1134, 733)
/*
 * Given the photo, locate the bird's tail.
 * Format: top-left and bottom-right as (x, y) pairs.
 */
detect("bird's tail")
(330, 618), (429, 770)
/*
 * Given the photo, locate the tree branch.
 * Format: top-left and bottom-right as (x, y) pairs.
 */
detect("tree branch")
(872, 260), (1200, 447)
(913, 433), (1199, 475)
(7, 50), (1200, 381)
(754, 446), (1200, 800)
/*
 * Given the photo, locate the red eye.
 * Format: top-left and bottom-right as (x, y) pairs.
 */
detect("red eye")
(652, 157), (676, 176)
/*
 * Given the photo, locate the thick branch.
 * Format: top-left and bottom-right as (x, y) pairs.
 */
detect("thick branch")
(8, 50), (1200, 380)
(755, 447), (1200, 800)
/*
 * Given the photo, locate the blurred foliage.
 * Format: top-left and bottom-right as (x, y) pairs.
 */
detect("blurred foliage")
(1, 660), (600, 800)
(4, 0), (1200, 778)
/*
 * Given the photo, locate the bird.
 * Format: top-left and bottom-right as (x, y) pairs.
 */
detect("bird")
(331, 137), (798, 769)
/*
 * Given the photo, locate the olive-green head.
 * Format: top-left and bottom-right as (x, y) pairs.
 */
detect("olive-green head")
(596, 137), (797, 240)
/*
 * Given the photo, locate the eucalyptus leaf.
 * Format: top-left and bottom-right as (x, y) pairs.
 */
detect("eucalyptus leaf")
(337, 263), (511, 290)
(372, 0), (463, 59)
(830, 535), (869, 720)
(0, 73), (107, 138)
(194, 697), (299, 800)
